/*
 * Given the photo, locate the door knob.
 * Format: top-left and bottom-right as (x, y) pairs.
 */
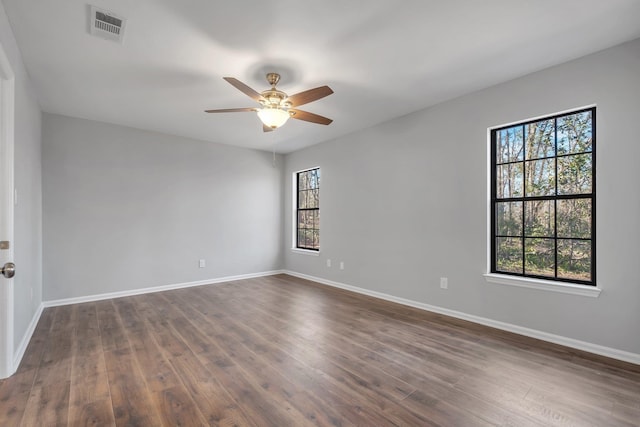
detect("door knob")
(1, 262), (15, 279)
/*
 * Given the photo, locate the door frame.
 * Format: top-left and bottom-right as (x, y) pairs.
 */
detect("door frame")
(0, 40), (15, 379)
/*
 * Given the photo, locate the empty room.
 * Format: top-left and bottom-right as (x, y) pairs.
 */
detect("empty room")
(0, 1), (639, 426)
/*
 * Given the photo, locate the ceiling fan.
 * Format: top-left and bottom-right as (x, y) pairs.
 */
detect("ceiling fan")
(205, 73), (334, 131)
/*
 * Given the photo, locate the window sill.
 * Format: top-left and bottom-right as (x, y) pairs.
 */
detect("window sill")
(483, 273), (601, 297)
(290, 248), (320, 256)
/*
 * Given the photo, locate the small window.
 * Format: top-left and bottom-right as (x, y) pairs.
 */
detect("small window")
(491, 107), (595, 285)
(296, 168), (320, 251)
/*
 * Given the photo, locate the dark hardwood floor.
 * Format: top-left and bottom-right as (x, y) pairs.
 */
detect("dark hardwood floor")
(1, 274), (639, 426)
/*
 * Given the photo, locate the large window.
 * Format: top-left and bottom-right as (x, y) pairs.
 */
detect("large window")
(491, 107), (595, 285)
(296, 168), (320, 251)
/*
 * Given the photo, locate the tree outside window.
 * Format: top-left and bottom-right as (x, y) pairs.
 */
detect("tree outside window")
(296, 168), (320, 251)
(491, 108), (595, 285)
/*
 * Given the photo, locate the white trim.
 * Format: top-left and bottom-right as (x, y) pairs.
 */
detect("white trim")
(0, 41), (15, 379)
(43, 270), (285, 307)
(484, 273), (601, 297)
(486, 126), (492, 274)
(13, 303), (43, 370)
(290, 248), (320, 256)
(283, 270), (639, 366)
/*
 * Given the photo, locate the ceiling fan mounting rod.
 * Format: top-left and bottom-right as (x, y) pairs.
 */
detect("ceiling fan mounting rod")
(266, 72), (281, 87)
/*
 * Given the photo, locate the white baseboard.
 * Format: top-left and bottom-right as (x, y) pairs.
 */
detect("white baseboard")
(13, 302), (44, 371)
(43, 270), (285, 308)
(283, 270), (640, 366)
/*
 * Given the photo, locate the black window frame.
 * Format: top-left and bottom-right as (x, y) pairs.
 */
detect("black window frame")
(295, 167), (320, 251)
(490, 107), (596, 286)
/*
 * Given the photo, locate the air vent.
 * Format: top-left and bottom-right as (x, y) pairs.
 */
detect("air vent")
(89, 5), (126, 43)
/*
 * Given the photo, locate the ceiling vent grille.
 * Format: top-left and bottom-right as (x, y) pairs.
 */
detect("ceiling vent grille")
(89, 5), (126, 43)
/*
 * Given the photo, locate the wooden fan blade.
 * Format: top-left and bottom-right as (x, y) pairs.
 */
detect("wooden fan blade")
(263, 124), (274, 132)
(223, 77), (263, 102)
(204, 107), (257, 113)
(289, 109), (333, 125)
(287, 86), (333, 107)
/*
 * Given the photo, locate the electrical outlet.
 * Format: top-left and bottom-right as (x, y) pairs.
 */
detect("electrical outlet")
(326, 259), (332, 267)
(199, 259), (206, 268)
(440, 277), (448, 289)
(340, 261), (345, 270)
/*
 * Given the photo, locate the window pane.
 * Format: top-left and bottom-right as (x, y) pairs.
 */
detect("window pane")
(525, 158), (555, 197)
(314, 210), (320, 229)
(297, 230), (305, 248)
(496, 126), (524, 164)
(496, 237), (522, 274)
(312, 229), (320, 250)
(298, 190), (308, 209)
(306, 211), (312, 229)
(558, 239), (591, 281)
(525, 238), (555, 277)
(298, 172), (308, 191)
(297, 211), (305, 229)
(306, 189), (319, 209)
(304, 229), (313, 248)
(496, 163), (523, 198)
(302, 211), (313, 228)
(557, 199), (591, 239)
(557, 111), (592, 155)
(558, 153), (592, 195)
(525, 119), (555, 160)
(496, 201), (522, 236)
(524, 200), (554, 237)
(309, 169), (320, 189)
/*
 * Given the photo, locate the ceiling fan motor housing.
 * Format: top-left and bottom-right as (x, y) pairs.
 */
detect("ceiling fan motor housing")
(260, 89), (291, 110)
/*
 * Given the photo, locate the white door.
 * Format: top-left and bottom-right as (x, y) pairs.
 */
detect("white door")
(0, 42), (15, 379)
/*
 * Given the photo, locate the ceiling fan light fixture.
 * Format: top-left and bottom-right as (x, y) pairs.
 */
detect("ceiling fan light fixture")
(257, 107), (290, 129)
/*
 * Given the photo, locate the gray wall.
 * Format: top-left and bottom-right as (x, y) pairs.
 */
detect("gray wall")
(0, 3), (43, 351)
(284, 38), (640, 355)
(43, 114), (283, 301)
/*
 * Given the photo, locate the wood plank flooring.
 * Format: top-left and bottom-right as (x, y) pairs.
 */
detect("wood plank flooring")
(1, 274), (639, 426)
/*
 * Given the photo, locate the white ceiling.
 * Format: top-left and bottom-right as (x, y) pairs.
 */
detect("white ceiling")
(4, 1), (640, 153)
